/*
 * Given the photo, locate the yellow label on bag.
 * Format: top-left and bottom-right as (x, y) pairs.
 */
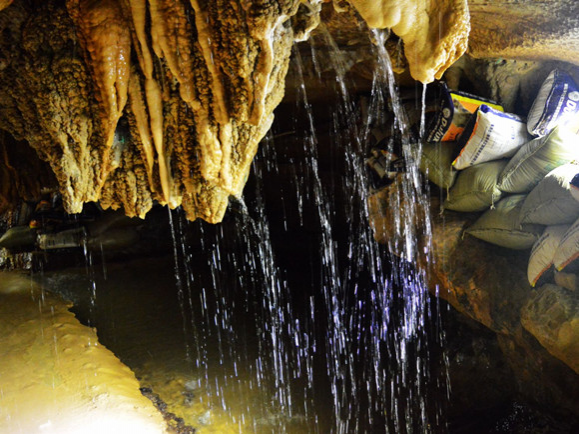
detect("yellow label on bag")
(442, 92), (504, 142)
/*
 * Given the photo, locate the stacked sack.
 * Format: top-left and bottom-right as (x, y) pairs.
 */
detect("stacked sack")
(418, 69), (579, 288)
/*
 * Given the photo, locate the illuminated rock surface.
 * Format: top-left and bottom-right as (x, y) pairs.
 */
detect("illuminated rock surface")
(0, 0), (323, 223)
(0, 0), (475, 223)
(469, 0), (579, 64)
(521, 284), (579, 375)
(0, 272), (167, 434)
(347, 0), (470, 83)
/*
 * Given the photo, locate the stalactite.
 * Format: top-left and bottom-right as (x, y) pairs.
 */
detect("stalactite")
(0, 0), (472, 222)
(66, 0), (131, 188)
(0, 3), (106, 213)
(347, 0), (470, 83)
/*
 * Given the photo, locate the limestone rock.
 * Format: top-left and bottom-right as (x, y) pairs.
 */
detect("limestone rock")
(427, 205), (532, 334)
(521, 283), (579, 375)
(0, 0), (322, 222)
(555, 270), (579, 292)
(469, 0), (579, 67)
(347, 0), (470, 83)
(496, 332), (579, 417)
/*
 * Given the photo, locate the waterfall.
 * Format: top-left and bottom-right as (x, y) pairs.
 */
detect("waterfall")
(22, 25), (449, 434)
(157, 25), (450, 433)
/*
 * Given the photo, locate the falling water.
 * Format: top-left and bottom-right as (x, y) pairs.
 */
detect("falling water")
(156, 23), (448, 433)
(22, 22), (449, 434)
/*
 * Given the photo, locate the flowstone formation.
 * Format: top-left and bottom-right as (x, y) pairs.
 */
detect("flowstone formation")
(0, 0), (470, 223)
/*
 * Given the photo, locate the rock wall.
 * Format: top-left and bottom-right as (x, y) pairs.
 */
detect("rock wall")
(0, 132), (55, 215)
(369, 194), (579, 412)
(469, 0), (579, 65)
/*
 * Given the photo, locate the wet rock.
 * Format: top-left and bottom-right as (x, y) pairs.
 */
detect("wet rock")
(0, 0), (322, 222)
(140, 386), (196, 434)
(496, 332), (579, 419)
(427, 203), (531, 335)
(521, 283), (579, 375)
(347, 0), (470, 83)
(469, 0), (579, 66)
(554, 270), (579, 292)
(370, 189), (579, 416)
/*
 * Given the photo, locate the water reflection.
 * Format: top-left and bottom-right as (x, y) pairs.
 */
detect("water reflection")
(36, 253), (333, 433)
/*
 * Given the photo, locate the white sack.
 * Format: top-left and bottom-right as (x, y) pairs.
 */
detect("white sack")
(497, 126), (579, 193)
(527, 69), (579, 137)
(528, 225), (568, 287)
(453, 105), (528, 170)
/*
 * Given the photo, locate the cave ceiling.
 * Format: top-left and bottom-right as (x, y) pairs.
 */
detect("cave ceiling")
(0, 0), (578, 223)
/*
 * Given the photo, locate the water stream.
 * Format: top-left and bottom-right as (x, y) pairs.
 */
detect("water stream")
(30, 29), (449, 433)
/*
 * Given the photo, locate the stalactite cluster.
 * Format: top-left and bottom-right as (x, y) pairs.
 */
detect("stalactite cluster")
(0, 0), (470, 222)
(0, 0), (323, 222)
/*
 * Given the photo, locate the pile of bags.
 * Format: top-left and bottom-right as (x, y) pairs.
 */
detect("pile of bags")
(417, 69), (579, 288)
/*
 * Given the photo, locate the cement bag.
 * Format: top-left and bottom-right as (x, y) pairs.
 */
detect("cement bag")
(519, 163), (579, 225)
(419, 142), (459, 189)
(453, 105), (528, 170)
(528, 225), (569, 287)
(527, 69), (579, 137)
(444, 159), (507, 212)
(554, 216), (579, 272)
(425, 82), (504, 143)
(465, 194), (543, 250)
(497, 126), (579, 193)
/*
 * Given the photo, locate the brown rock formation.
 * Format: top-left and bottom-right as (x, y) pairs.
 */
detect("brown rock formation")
(0, 0), (324, 222)
(521, 284), (579, 375)
(347, 0), (470, 83)
(0, 0), (11, 12)
(469, 0), (579, 66)
(0, 0), (476, 223)
(1, 0), (578, 226)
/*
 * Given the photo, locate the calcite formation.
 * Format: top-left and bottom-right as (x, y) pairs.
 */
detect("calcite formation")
(0, 0), (472, 223)
(0, 0), (324, 223)
(346, 0), (470, 83)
